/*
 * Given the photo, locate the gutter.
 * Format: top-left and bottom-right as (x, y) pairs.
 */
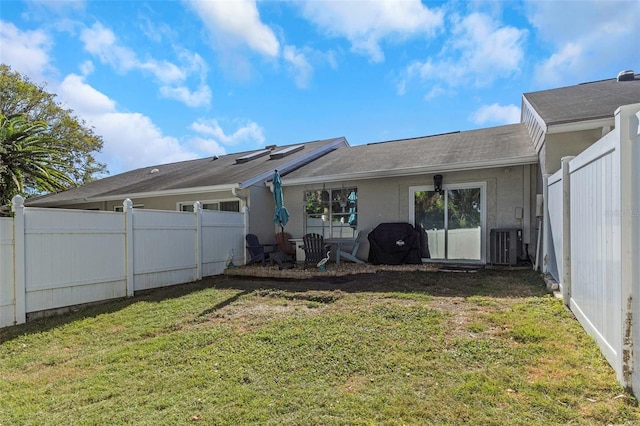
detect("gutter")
(30, 183), (243, 207)
(231, 187), (247, 205)
(281, 155), (539, 186)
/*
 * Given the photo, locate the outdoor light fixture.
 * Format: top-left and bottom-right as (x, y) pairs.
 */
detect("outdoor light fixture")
(433, 174), (444, 195)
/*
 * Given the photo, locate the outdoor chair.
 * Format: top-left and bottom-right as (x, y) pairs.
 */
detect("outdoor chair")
(301, 233), (330, 269)
(245, 234), (277, 265)
(334, 230), (364, 264)
(275, 231), (296, 258)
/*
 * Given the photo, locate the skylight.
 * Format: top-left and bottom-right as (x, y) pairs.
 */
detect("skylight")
(235, 149), (271, 164)
(270, 144), (304, 159)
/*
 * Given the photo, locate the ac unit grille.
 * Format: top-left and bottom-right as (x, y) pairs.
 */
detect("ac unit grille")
(490, 229), (522, 266)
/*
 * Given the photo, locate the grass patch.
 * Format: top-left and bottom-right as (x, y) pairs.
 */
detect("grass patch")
(1, 270), (637, 425)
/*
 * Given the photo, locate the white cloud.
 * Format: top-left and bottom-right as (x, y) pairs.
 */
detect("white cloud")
(299, 0), (443, 62)
(186, 0), (279, 57)
(159, 85), (212, 108)
(79, 22), (211, 107)
(283, 45), (313, 89)
(58, 74), (199, 173)
(526, 0), (640, 86)
(79, 60), (94, 76)
(189, 137), (227, 156)
(190, 119), (265, 148)
(471, 103), (520, 125)
(0, 21), (53, 82)
(405, 12), (526, 89)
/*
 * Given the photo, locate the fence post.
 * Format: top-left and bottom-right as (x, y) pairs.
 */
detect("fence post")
(561, 156), (574, 306)
(11, 195), (26, 325)
(124, 199), (134, 297)
(194, 201), (202, 281)
(618, 105), (640, 391)
(541, 174), (551, 273)
(632, 110), (640, 395)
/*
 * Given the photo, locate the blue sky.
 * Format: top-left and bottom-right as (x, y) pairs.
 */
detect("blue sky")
(1, 0), (639, 175)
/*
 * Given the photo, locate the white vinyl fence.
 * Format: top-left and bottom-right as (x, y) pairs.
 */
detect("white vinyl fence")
(0, 218), (15, 327)
(0, 198), (247, 328)
(544, 103), (640, 396)
(545, 172), (563, 284)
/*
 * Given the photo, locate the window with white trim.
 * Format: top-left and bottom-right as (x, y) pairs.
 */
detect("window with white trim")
(114, 204), (144, 212)
(304, 187), (357, 238)
(178, 200), (240, 212)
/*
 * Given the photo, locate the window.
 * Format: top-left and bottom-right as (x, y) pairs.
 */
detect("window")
(304, 187), (357, 238)
(114, 204), (144, 212)
(178, 200), (240, 212)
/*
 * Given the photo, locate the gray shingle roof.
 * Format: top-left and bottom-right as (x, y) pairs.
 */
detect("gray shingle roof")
(523, 74), (640, 126)
(28, 138), (345, 206)
(283, 124), (537, 183)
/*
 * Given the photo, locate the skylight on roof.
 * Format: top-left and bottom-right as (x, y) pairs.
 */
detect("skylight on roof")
(235, 149), (271, 164)
(270, 144), (304, 159)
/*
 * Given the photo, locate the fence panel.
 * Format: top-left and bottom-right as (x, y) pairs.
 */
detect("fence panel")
(201, 210), (245, 277)
(569, 129), (622, 372)
(546, 171), (563, 283)
(132, 209), (197, 291)
(23, 208), (127, 313)
(0, 217), (15, 327)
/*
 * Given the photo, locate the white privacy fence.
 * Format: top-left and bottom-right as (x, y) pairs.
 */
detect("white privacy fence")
(545, 172), (563, 284)
(544, 104), (640, 396)
(0, 198), (247, 328)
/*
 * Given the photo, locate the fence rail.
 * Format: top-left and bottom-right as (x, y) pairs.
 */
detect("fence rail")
(0, 199), (247, 328)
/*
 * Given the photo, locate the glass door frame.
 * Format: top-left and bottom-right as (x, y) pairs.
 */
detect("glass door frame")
(409, 181), (487, 264)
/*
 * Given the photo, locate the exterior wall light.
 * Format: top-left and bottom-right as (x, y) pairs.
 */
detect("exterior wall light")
(433, 174), (444, 195)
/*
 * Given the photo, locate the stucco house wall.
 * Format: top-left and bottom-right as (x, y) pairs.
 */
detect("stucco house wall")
(282, 164), (537, 263)
(539, 128), (607, 175)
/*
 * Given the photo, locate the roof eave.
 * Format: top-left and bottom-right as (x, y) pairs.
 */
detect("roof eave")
(281, 155), (539, 186)
(31, 183), (244, 206)
(546, 117), (614, 134)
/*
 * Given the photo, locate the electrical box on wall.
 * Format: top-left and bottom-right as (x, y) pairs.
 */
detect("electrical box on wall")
(535, 194), (544, 217)
(515, 207), (523, 219)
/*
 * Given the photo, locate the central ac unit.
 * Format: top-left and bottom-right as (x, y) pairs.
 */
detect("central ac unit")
(490, 228), (522, 266)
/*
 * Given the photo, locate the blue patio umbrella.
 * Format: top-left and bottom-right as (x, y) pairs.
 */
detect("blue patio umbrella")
(272, 170), (289, 233)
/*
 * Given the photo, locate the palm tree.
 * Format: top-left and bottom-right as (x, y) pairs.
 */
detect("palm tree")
(0, 114), (74, 206)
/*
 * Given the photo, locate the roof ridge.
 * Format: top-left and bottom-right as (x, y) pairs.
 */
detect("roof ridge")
(367, 131), (461, 146)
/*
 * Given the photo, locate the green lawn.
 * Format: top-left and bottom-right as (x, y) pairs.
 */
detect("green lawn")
(1, 270), (638, 425)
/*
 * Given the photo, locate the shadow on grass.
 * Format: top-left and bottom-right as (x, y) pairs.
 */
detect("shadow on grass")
(213, 268), (548, 299)
(0, 269), (547, 343)
(0, 279), (234, 343)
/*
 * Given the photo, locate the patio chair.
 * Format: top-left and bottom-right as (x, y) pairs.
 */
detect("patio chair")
(334, 230), (364, 264)
(301, 233), (330, 269)
(245, 234), (277, 265)
(275, 232), (296, 258)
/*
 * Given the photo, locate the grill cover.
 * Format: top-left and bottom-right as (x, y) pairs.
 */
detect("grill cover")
(367, 222), (422, 265)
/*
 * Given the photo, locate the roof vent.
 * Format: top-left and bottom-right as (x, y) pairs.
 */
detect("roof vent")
(150, 168), (159, 174)
(235, 149), (271, 164)
(270, 144), (304, 159)
(265, 144), (277, 150)
(617, 70), (635, 82)
(211, 155), (219, 161)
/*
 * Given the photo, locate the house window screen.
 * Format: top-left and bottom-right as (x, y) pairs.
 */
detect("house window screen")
(179, 200), (240, 212)
(304, 187), (357, 238)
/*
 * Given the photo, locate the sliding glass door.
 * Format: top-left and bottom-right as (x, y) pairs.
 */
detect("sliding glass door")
(410, 183), (485, 262)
